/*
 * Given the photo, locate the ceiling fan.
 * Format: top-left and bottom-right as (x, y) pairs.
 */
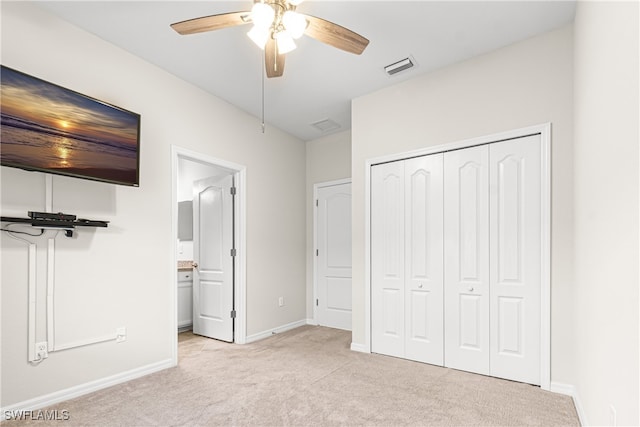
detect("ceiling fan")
(170, 0), (369, 78)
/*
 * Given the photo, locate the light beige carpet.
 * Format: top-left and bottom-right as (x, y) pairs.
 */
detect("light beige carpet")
(8, 326), (579, 426)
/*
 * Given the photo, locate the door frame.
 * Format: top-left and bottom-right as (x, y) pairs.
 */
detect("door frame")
(170, 145), (247, 365)
(313, 178), (352, 325)
(364, 123), (551, 390)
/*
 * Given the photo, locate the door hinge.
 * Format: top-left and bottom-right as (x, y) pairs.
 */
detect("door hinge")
(230, 248), (237, 257)
(230, 186), (237, 195)
(230, 310), (236, 319)
(316, 298), (318, 306)
(316, 249), (318, 256)
(315, 199), (318, 207)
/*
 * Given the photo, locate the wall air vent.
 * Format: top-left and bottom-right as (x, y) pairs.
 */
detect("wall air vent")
(311, 118), (341, 133)
(384, 56), (416, 76)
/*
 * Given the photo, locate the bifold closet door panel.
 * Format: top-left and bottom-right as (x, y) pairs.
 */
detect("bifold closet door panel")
(489, 135), (542, 385)
(404, 155), (444, 365)
(371, 161), (405, 358)
(444, 145), (490, 376)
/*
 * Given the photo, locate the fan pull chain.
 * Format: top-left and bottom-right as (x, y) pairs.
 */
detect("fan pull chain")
(261, 54), (265, 134)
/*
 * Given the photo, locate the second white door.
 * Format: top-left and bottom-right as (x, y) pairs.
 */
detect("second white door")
(444, 145), (490, 375)
(316, 182), (352, 331)
(488, 136), (541, 385)
(371, 154), (444, 365)
(192, 174), (234, 342)
(443, 136), (542, 383)
(404, 155), (444, 365)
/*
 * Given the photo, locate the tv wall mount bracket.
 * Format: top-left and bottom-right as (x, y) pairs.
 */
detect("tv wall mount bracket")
(1, 211), (108, 237)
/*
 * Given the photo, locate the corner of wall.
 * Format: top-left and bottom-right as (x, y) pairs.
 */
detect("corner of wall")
(550, 382), (589, 425)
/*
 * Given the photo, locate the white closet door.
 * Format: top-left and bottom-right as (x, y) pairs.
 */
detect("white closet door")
(489, 135), (541, 384)
(371, 161), (405, 358)
(404, 155), (444, 365)
(444, 145), (490, 375)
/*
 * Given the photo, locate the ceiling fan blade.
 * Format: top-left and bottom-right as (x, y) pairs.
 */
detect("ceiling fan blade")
(302, 14), (369, 55)
(265, 38), (286, 78)
(171, 11), (251, 35)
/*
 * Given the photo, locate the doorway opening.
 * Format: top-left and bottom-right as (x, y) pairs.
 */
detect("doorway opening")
(170, 146), (247, 365)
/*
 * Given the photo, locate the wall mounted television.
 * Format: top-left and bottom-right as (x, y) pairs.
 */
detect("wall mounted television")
(0, 65), (141, 186)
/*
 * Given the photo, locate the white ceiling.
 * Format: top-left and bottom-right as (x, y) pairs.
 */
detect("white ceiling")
(35, 1), (576, 141)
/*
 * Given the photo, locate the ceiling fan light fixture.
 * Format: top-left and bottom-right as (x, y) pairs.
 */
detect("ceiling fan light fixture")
(170, 0), (369, 79)
(247, 25), (269, 49)
(251, 2), (275, 28)
(282, 11), (307, 39)
(275, 31), (296, 54)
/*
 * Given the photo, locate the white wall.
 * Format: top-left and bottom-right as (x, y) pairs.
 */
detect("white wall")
(1, 2), (306, 408)
(351, 26), (575, 383)
(572, 1), (639, 424)
(305, 131), (351, 319)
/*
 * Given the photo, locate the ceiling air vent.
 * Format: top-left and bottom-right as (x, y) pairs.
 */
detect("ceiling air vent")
(311, 118), (341, 133)
(384, 56), (416, 76)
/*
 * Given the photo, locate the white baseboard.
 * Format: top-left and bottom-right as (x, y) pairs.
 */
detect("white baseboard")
(1, 358), (174, 420)
(306, 318), (316, 325)
(350, 342), (369, 353)
(572, 390), (588, 426)
(549, 381), (574, 395)
(177, 324), (192, 333)
(244, 319), (308, 343)
(550, 381), (588, 426)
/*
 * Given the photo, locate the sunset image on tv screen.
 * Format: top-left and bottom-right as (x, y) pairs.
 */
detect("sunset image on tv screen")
(0, 66), (140, 186)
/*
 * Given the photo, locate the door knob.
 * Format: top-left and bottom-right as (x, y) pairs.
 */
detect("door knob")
(191, 262), (198, 269)
(468, 287), (474, 292)
(418, 284), (423, 289)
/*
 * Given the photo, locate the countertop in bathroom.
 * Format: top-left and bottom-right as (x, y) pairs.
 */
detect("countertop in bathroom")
(178, 260), (193, 271)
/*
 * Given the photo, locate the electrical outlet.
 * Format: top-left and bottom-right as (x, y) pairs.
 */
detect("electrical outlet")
(116, 327), (127, 343)
(278, 297), (284, 307)
(609, 404), (617, 426)
(35, 341), (48, 359)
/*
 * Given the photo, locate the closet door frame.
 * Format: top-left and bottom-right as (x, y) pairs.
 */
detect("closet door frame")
(363, 123), (551, 390)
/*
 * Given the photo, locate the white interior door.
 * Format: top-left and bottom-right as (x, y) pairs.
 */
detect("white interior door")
(404, 155), (444, 365)
(489, 135), (541, 385)
(371, 161), (405, 358)
(316, 182), (352, 330)
(444, 145), (490, 375)
(192, 174), (234, 342)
